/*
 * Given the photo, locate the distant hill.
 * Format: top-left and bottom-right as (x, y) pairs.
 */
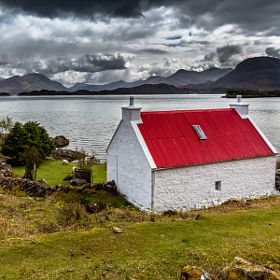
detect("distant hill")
(162, 67), (232, 87)
(70, 76), (164, 92)
(0, 73), (66, 94)
(19, 83), (186, 96)
(0, 92), (9, 96)
(4, 57), (280, 95)
(70, 67), (231, 92)
(213, 57), (280, 90)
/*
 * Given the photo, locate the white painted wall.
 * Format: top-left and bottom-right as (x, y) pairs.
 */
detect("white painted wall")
(107, 119), (152, 209)
(153, 156), (277, 212)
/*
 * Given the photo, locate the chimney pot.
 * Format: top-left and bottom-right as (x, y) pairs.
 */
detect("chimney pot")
(229, 95), (249, 118)
(129, 96), (135, 107)
(237, 95), (242, 103)
(122, 96), (142, 123)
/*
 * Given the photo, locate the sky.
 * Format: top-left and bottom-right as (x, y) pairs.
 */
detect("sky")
(0, 0), (280, 87)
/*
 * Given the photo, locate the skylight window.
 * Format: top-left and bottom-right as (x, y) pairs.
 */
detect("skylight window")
(192, 125), (207, 140)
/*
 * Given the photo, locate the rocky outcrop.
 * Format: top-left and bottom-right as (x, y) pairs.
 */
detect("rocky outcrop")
(53, 135), (69, 148)
(222, 257), (280, 280)
(50, 148), (83, 161)
(0, 162), (12, 177)
(181, 257), (280, 280)
(0, 177), (55, 197)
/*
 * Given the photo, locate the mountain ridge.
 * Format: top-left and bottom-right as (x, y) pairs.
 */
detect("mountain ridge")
(0, 73), (66, 94)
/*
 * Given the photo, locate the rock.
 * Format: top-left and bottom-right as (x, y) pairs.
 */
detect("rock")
(62, 159), (69, 165)
(112, 226), (122, 233)
(0, 162), (12, 177)
(70, 178), (87, 186)
(53, 135), (69, 148)
(223, 257), (280, 280)
(181, 266), (209, 280)
(51, 149), (83, 161)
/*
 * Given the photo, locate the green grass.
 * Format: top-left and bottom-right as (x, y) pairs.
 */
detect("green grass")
(12, 160), (106, 185)
(0, 195), (279, 279)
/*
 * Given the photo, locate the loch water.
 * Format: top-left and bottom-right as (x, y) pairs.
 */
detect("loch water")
(0, 94), (279, 160)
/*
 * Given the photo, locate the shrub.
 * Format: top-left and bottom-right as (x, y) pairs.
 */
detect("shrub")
(2, 121), (55, 166)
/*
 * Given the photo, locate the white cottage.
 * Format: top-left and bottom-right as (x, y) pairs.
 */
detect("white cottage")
(107, 96), (278, 212)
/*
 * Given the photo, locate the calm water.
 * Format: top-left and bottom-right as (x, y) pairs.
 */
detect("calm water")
(0, 94), (279, 160)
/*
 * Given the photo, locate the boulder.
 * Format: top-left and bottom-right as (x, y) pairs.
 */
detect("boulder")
(51, 149), (83, 161)
(223, 257), (280, 280)
(112, 226), (123, 234)
(181, 266), (209, 280)
(0, 162), (12, 177)
(53, 135), (69, 148)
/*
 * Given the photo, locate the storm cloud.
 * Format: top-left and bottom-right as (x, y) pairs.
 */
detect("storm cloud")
(216, 45), (243, 64)
(1, 0), (280, 34)
(0, 0), (185, 17)
(0, 0), (280, 85)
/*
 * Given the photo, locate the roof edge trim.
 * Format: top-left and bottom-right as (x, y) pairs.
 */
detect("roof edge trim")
(248, 116), (278, 155)
(105, 120), (122, 153)
(131, 121), (157, 169)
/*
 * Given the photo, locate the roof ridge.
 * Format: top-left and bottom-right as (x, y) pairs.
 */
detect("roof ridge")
(141, 108), (234, 115)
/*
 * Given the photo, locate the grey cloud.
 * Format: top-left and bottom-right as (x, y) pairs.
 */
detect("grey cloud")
(216, 45), (243, 64)
(0, 0), (184, 18)
(136, 48), (168, 55)
(204, 52), (216, 61)
(265, 47), (280, 58)
(174, 0), (280, 35)
(165, 35), (182, 40)
(2, 54), (128, 76)
(1, 0), (280, 36)
(40, 54), (127, 75)
(204, 44), (243, 65)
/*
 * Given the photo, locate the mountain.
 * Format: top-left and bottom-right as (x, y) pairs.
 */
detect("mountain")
(69, 67), (231, 92)
(213, 57), (280, 90)
(0, 73), (66, 94)
(162, 67), (232, 87)
(70, 76), (164, 92)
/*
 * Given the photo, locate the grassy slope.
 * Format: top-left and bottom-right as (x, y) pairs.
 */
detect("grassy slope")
(0, 196), (279, 279)
(12, 161), (106, 185)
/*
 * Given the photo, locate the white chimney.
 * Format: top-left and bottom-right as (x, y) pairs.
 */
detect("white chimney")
(229, 95), (249, 118)
(122, 96), (142, 123)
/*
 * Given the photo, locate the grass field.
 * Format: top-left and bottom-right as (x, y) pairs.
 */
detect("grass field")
(0, 193), (279, 279)
(12, 160), (106, 185)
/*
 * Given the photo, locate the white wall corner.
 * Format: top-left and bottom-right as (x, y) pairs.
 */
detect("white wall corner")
(131, 121), (157, 170)
(248, 116), (278, 155)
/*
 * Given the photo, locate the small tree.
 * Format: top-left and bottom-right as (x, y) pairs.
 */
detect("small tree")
(2, 121), (55, 166)
(20, 146), (40, 180)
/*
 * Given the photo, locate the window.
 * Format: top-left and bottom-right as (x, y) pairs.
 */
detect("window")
(192, 125), (207, 140)
(215, 181), (221, 191)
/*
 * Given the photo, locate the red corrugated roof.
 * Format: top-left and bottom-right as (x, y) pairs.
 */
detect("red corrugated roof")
(137, 108), (274, 169)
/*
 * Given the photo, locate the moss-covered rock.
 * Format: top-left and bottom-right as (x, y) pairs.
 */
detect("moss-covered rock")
(223, 257), (280, 280)
(181, 265), (202, 280)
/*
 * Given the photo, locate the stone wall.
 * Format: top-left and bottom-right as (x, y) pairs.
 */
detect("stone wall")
(0, 176), (117, 197)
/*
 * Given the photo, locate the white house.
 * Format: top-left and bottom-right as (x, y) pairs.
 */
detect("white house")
(107, 96), (278, 212)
